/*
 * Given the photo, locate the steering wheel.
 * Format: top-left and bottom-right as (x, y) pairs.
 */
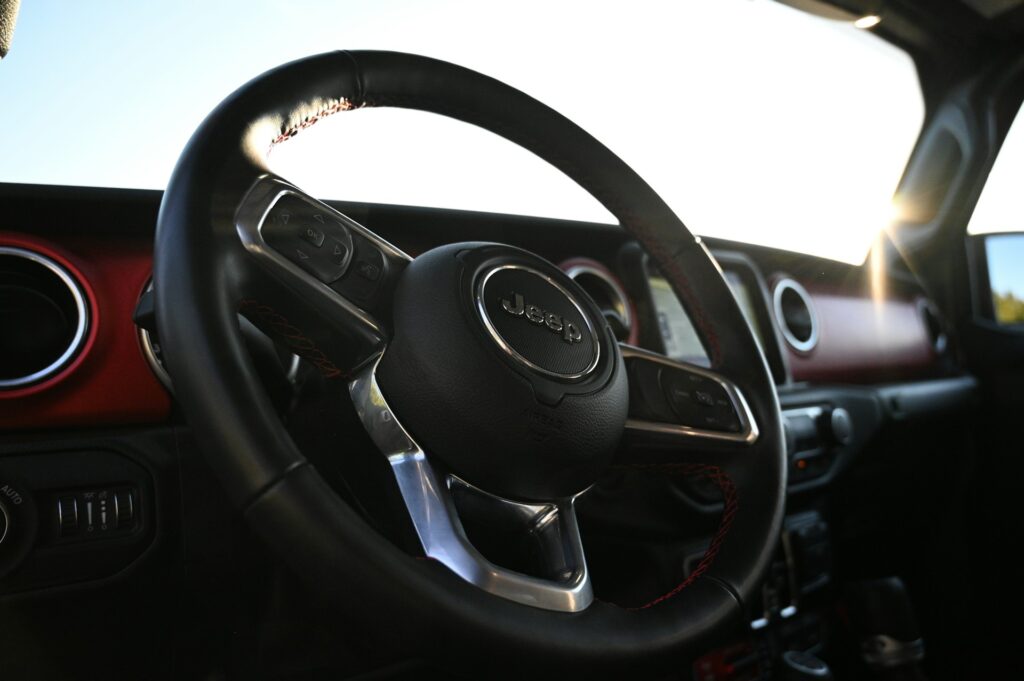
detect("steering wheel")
(154, 51), (785, 675)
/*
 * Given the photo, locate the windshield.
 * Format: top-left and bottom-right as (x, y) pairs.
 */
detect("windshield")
(1, 0), (922, 264)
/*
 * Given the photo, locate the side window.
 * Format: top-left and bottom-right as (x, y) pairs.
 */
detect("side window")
(968, 109), (1024, 327)
(985, 235), (1024, 325)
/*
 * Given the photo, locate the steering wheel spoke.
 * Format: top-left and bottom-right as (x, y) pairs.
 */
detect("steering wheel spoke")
(233, 176), (411, 377)
(618, 343), (759, 463)
(349, 354), (593, 612)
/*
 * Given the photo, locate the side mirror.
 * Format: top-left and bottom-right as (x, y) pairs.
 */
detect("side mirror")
(969, 233), (1024, 328)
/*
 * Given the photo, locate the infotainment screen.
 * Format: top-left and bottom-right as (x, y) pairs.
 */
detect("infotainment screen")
(648, 276), (706, 363)
(649, 269), (764, 362)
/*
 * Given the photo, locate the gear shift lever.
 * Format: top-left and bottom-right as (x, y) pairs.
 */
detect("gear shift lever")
(846, 578), (926, 678)
(781, 650), (833, 680)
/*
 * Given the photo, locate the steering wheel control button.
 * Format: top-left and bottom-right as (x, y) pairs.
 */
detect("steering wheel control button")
(477, 265), (599, 381)
(355, 258), (381, 281)
(262, 194), (354, 283)
(328, 238), (351, 265)
(661, 367), (741, 432)
(625, 359), (676, 422)
(57, 496), (78, 536)
(299, 225), (326, 248)
(332, 235), (388, 306)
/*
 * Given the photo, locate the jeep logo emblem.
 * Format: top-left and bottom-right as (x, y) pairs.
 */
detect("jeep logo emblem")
(500, 292), (583, 344)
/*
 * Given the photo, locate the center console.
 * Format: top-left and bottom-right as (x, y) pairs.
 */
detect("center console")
(692, 509), (833, 681)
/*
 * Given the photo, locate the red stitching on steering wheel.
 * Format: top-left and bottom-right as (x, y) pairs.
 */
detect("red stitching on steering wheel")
(623, 463), (738, 609)
(239, 299), (346, 378)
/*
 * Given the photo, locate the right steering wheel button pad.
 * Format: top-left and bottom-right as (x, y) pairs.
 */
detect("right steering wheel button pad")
(626, 356), (741, 433)
(661, 368), (741, 433)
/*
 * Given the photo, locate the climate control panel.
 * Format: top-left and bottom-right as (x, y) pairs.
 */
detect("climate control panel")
(783, 404), (854, 487)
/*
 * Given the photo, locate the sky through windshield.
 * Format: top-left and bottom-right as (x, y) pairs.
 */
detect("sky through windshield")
(0, 0), (924, 264)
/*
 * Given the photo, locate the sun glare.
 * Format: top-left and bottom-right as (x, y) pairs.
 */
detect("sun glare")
(269, 1), (922, 265)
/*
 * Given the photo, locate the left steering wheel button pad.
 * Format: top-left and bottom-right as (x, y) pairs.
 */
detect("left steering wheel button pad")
(262, 195), (354, 283)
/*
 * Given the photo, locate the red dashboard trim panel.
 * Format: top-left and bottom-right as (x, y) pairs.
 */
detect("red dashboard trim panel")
(784, 283), (937, 384)
(0, 231), (171, 430)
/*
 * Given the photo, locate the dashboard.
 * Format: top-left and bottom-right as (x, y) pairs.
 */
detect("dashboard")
(0, 183), (966, 432)
(0, 183), (981, 678)
(0, 183), (973, 493)
(0, 182), (977, 586)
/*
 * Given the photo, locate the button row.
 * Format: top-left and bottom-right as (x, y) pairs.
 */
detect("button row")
(57, 487), (136, 538)
(626, 358), (742, 433)
(262, 195), (354, 284)
(262, 195), (390, 308)
(661, 368), (741, 433)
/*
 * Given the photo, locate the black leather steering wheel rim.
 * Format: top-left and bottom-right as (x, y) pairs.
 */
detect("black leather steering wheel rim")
(154, 50), (786, 675)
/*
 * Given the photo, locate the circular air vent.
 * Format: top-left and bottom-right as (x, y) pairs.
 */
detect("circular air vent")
(773, 278), (818, 353)
(563, 261), (633, 342)
(917, 298), (948, 355)
(0, 246), (90, 389)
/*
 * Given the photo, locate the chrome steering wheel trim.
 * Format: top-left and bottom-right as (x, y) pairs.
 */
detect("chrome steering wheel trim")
(349, 354), (593, 612)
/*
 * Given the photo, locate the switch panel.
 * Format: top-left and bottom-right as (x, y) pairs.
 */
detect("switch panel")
(54, 486), (138, 540)
(1, 449), (154, 593)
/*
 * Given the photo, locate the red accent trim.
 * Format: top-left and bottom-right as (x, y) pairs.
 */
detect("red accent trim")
(626, 464), (738, 610)
(0, 232), (171, 430)
(558, 257), (640, 346)
(775, 275), (938, 384)
(693, 642), (759, 681)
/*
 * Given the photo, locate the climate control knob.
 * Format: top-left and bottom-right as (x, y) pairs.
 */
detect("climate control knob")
(0, 498), (9, 547)
(821, 407), (854, 446)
